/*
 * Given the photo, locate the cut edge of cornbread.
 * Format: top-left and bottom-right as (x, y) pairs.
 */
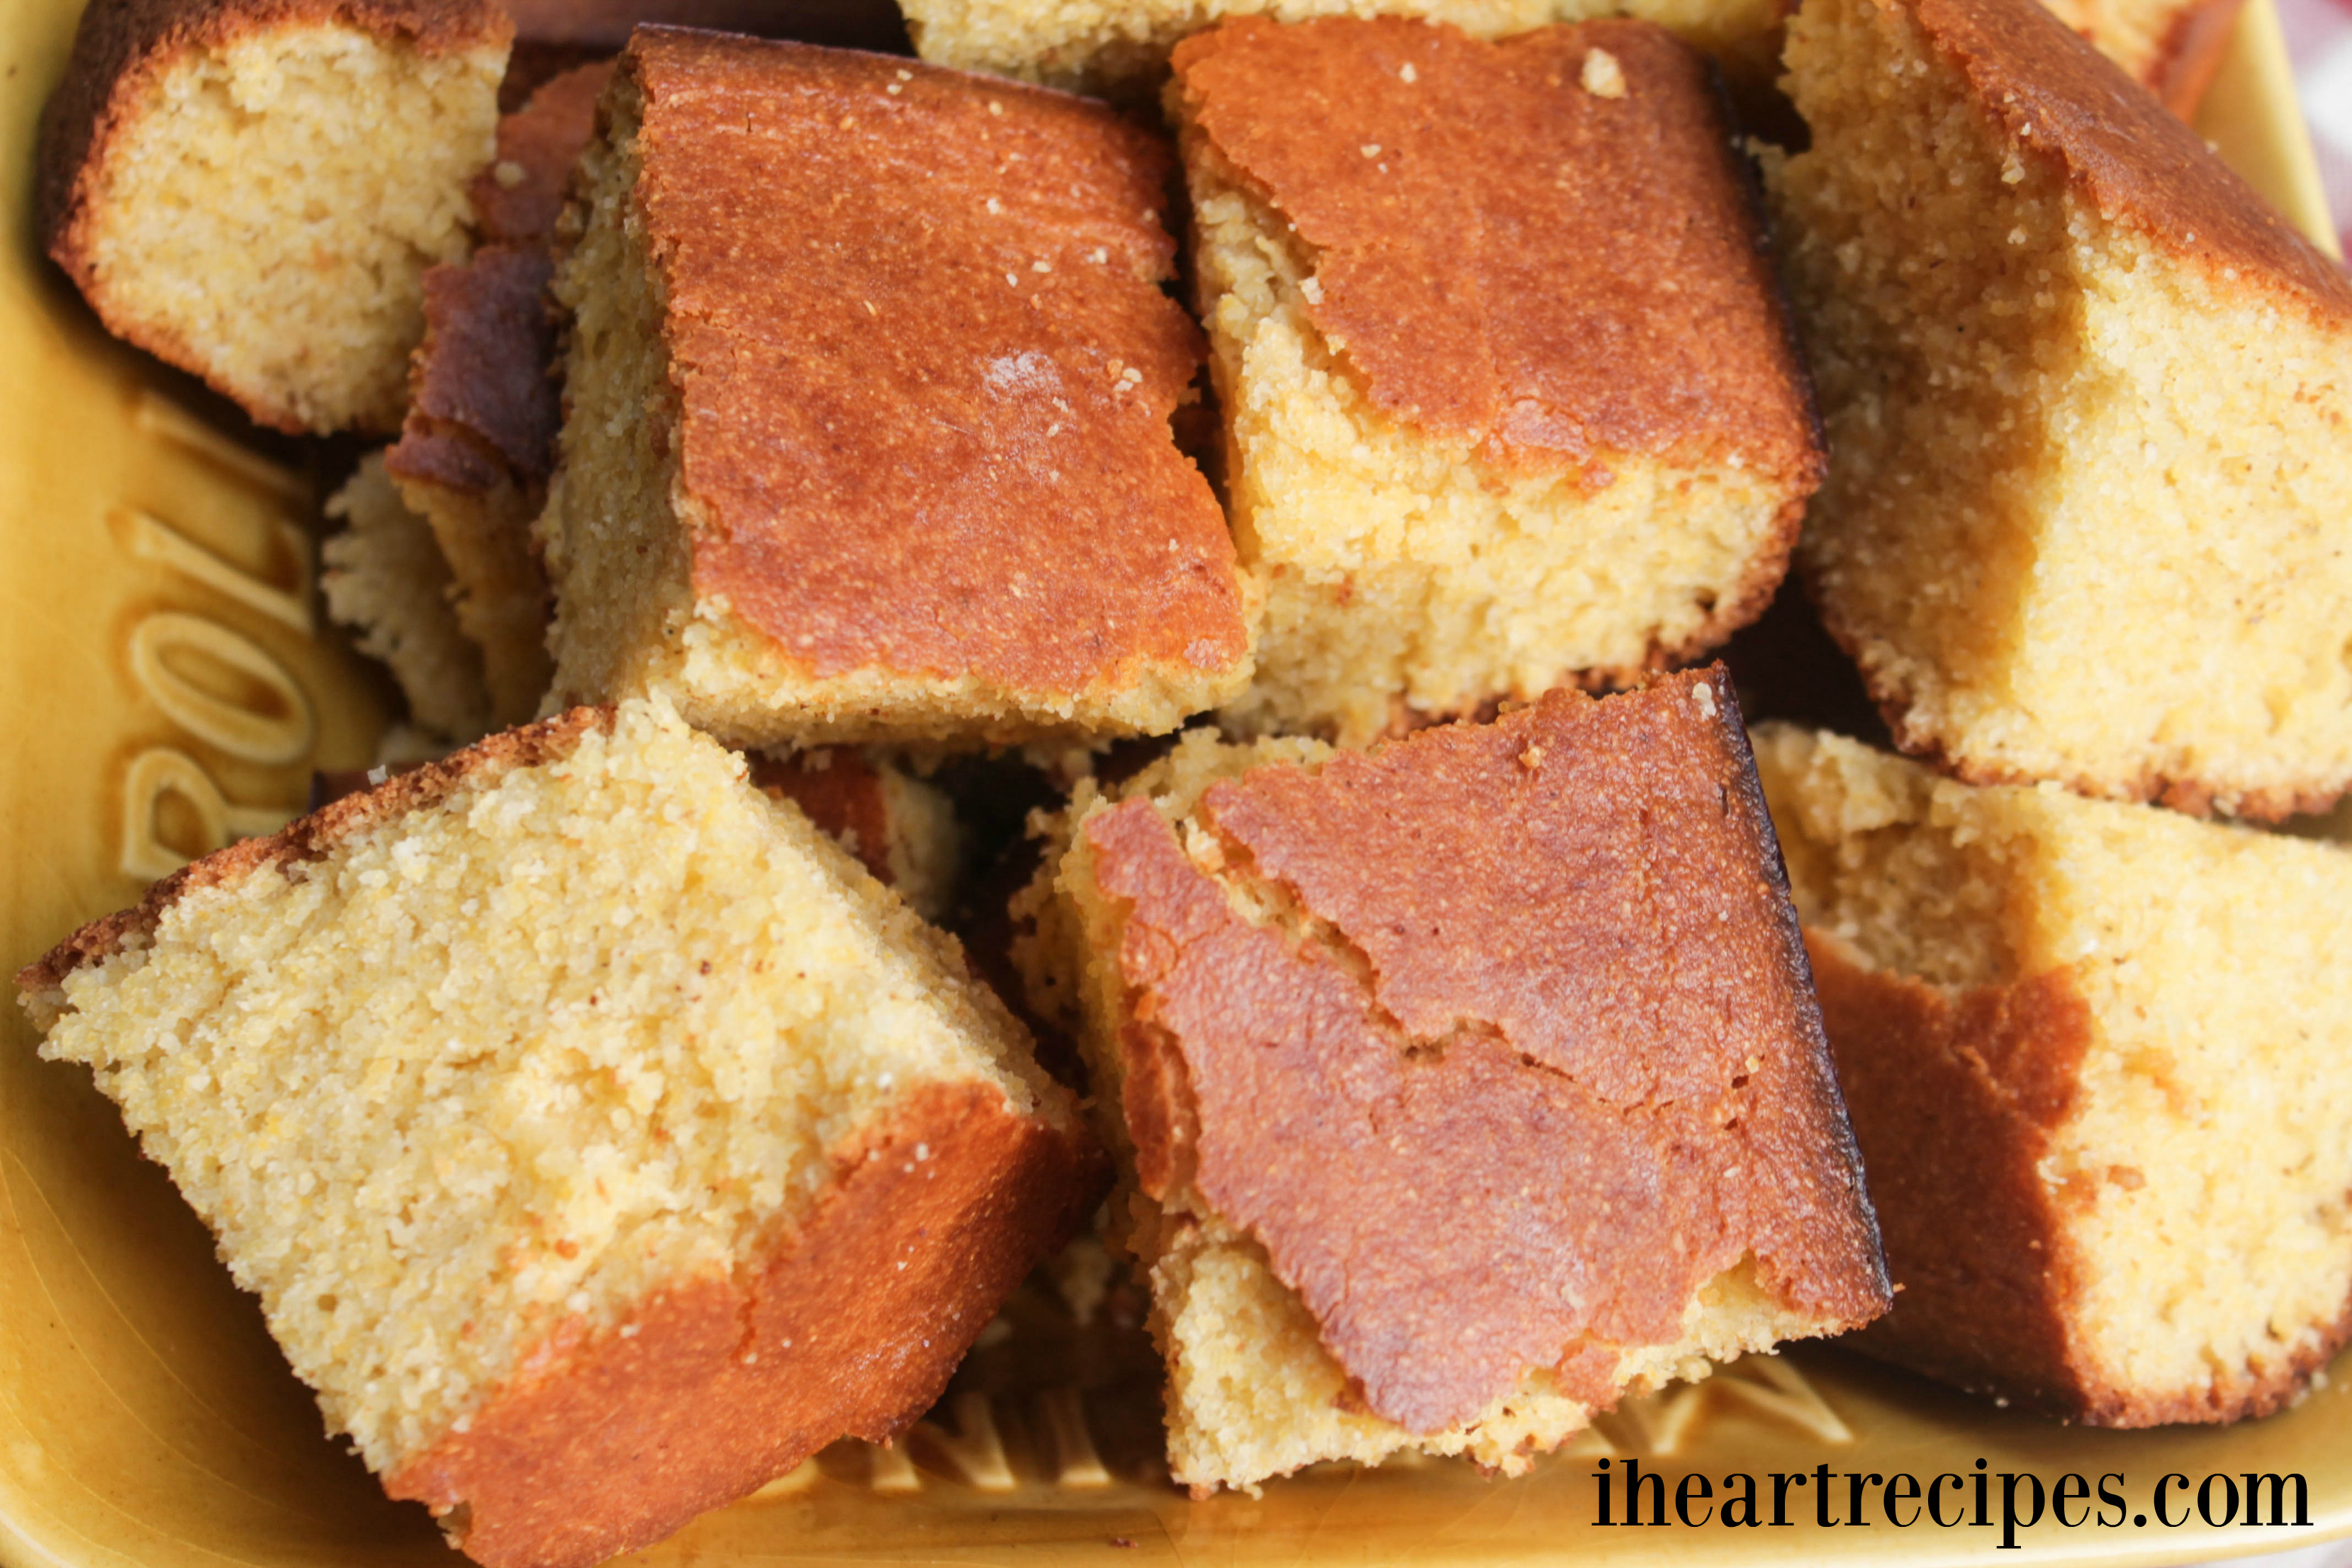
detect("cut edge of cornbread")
(20, 698), (1097, 1567)
(38, 0), (510, 434)
(1013, 724), (1869, 1491)
(322, 453), (497, 743)
(1752, 723), (2352, 1423)
(1178, 72), (1812, 749)
(537, 57), (1251, 750)
(1769, 0), (2352, 822)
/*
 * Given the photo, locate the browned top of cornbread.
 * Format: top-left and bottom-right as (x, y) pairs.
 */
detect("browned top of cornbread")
(37, 0), (512, 285)
(471, 59), (612, 246)
(386, 1077), (1102, 1568)
(385, 245), (562, 495)
(1808, 933), (2352, 1426)
(1086, 671), (1889, 1433)
(17, 707), (607, 999)
(749, 750), (895, 887)
(1909, 0), (2352, 321)
(1173, 16), (1822, 482)
(624, 28), (1249, 692)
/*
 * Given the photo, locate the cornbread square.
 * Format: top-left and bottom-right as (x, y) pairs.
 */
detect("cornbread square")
(38, 0), (510, 434)
(322, 453), (495, 742)
(751, 747), (965, 922)
(901, 0), (1790, 99)
(1176, 18), (1822, 747)
(16, 700), (1097, 1568)
(1016, 670), (1889, 1491)
(384, 63), (614, 727)
(1753, 724), (2352, 1423)
(1769, 0), (2352, 819)
(537, 30), (1253, 749)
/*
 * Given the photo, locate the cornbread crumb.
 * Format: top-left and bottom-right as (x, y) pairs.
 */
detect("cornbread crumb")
(38, 0), (510, 432)
(1754, 724), (2352, 1423)
(321, 454), (494, 742)
(18, 699), (1094, 1568)
(1769, 0), (2352, 819)
(1579, 44), (1625, 94)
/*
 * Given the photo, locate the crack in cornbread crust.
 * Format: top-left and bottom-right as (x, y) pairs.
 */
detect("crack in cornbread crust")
(540, 30), (1253, 749)
(1021, 679), (1889, 1486)
(1754, 724), (2352, 1426)
(1175, 19), (1821, 742)
(37, 0), (510, 433)
(383, 1077), (1101, 1568)
(1774, 0), (2352, 822)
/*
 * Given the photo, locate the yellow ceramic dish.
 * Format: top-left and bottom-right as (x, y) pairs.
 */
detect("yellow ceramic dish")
(0, 0), (2346, 1562)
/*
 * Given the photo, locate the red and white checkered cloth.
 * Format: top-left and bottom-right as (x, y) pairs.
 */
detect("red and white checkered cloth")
(2283, 0), (2352, 252)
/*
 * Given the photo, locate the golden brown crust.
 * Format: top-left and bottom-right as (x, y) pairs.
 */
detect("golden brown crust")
(470, 59), (613, 247)
(1085, 671), (1889, 1434)
(386, 245), (563, 495)
(1905, 0), (2352, 323)
(1172, 16), (1825, 486)
(748, 750), (896, 886)
(1805, 932), (2095, 1414)
(383, 1077), (1104, 1568)
(15, 707), (610, 997)
(37, 0), (513, 433)
(1808, 933), (2352, 1426)
(620, 28), (1250, 695)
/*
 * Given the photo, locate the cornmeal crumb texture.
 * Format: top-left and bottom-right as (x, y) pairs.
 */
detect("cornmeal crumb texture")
(1021, 673), (1888, 1490)
(1754, 726), (2352, 1425)
(1771, 0), (2352, 819)
(539, 30), (1252, 748)
(16, 700), (1095, 1568)
(1178, 18), (1821, 744)
(322, 454), (495, 742)
(38, 0), (510, 433)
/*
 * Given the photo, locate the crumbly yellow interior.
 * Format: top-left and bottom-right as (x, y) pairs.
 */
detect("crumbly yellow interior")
(82, 26), (502, 433)
(394, 471), (551, 727)
(322, 454), (494, 742)
(903, 0), (1785, 96)
(1753, 724), (2352, 1410)
(1769, 0), (2352, 817)
(875, 761), (966, 924)
(1187, 140), (1796, 748)
(1014, 731), (1835, 1492)
(538, 80), (1248, 750)
(25, 698), (1063, 1478)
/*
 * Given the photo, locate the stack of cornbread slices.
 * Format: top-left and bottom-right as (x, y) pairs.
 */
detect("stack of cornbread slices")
(18, 0), (2351, 1557)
